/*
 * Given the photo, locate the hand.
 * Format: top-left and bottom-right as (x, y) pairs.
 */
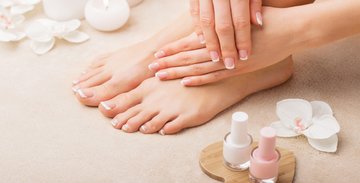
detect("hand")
(149, 7), (303, 86)
(188, 0), (263, 69)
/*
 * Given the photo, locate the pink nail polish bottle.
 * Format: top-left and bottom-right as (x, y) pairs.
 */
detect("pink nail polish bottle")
(223, 112), (253, 171)
(249, 127), (280, 183)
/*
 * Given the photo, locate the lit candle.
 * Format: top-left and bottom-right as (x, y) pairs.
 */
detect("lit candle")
(85, 0), (130, 32)
(43, 0), (88, 21)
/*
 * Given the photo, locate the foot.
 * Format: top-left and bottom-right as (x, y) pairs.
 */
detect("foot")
(99, 57), (294, 135)
(72, 42), (155, 106)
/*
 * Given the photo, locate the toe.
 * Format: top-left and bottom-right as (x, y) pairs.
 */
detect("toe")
(72, 67), (103, 86)
(99, 89), (143, 118)
(161, 116), (189, 135)
(140, 113), (176, 134)
(125, 110), (159, 133)
(111, 105), (141, 129)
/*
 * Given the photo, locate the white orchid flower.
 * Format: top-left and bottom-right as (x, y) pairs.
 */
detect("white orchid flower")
(0, 7), (25, 42)
(0, 0), (41, 15)
(270, 99), (340, 152)
(26, 19), (89, 55)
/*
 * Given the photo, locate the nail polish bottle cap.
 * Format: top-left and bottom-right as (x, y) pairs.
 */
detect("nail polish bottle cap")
(230, 112), (250, 147)
(257, 127), (277, 161)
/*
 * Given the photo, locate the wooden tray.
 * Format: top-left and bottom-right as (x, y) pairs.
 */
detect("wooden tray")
(199, 142), (296, 183)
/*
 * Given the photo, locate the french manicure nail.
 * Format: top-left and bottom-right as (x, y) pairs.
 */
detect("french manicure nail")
(72, 80), (79, 85)
(77, 89), (93, 98)
(122, 124), (129, 132)
(224, 58), (235, 70)
(154, 50), (165, 58)
(181, 78), (192, 86)
(100, 101), (114, 111)
(111, 118), (119, 127)
(210, 51), (220, 62)
(140, 125), (147, 133)
(159, 129), (165, 136)
(155, 71), (168, 79)
(256, 12), (263, 26)
(148, 63), (160, 71)
(239, 50), (248, 61)
(199, 34), (206, 44)
(72, 86), (79, 93)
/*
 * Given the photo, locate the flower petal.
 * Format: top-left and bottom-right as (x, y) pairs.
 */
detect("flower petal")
(303, 115), (340, 139)
(64, 19), (81, 32)
(62, 31), (89, 43)
(307, 134), (338, 152)
(0, 30), (17, 42)
(276, 99), (313, 129)
(270, 121), (301, 137)
(26, 21), (53, 42)
(311, 101), (333, 119)
(30, 38), (55, 55)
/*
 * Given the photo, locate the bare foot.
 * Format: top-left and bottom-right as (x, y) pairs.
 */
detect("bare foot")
(72, 42), (155, 106)
(99, 57), (294, 135)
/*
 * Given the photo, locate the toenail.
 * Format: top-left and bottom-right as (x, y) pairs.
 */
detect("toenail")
(111, 118), (119, 127)
(77, 89), (93, 98)
(100, 101), (114, 111)
(122, 124), (129, 132)
(148, 63), (160, 71)
(140, 125), (147, 133)
(159, 129), (165, 136)
(155, 71), (168, 79)
(154, 50), (165, 58)
(72, 80), (79, 85)
(181, 78), (192, 86)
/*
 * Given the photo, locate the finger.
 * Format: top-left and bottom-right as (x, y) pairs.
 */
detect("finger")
(199, 0), (221, 63)
(181, 69), (238, 86)
(155, 61), (224, 81)
(230, 0), (252, 61)
(213, 0), (238, 69)
(149, 48), (211, 71)
(153, 33), (204, 59)
(250, 0), (263, 26)
(189, 0), (203, 37)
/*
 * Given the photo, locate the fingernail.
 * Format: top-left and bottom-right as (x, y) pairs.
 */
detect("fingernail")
(181, 78), (192, 86)
(256, 12), (263, 26)
(77, 89), (93, 98)
(210, 51), (220, 62)
(111, 118), (119, 127)
(140, 125), (147, 133)
(122, 124), (129, 132)
(154, 50), (165, 58)
(100, 101), (115, 111)
(148, 63), (160, 71)
(72, 80), (79, 85)
(155, 71), (168, 79)
(72, 86), (79, 93)
(198, 34), (206, 44)
(159, 129), (165, 136)
(224, 58), (235, 70)
(239, 50), (248, 61)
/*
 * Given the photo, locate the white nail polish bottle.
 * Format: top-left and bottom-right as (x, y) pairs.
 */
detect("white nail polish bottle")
(223, 112), (253, 171)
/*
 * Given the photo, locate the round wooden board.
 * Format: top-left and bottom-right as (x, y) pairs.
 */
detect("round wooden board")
(199, 142), (296, 183)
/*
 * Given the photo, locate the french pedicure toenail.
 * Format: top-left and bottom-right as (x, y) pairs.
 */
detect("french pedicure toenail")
(77, 89), (93, 98)
(148, 63), (160, 71)
(155, 71), (168, 79)
(111, 118), (119, 127)
(122, 124), (129, 132)
(210, 51), (220, 62)
(140, 125), (147, 133)
(181, 78), (192, 85)
(100, 101), (114, 111)
(159, 129), (165, 136)
(256, 12), (263, 26)
(154, 50), (165, 58)
(239, 50), (248, 61)
(224, 58), (235, 70)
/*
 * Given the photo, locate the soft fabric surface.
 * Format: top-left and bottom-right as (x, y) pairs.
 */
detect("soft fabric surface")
(0, 0), (359, 182)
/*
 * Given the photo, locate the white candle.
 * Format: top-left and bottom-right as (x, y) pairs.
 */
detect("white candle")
(85, 0), (130, 32)
(43, 0), (88, 21)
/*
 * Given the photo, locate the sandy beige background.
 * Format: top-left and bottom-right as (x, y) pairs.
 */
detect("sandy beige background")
(0, 0), (359, 182)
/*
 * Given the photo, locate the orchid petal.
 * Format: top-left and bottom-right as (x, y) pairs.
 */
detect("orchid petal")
(270, 121), (300, 137)
(30, 38), (55, 55)
(303, 115), (340, 139)
(26, 21), (52, 42)
(307, 134), (338, 152)
(276, 99), (313, 129)
(64, 19), (81, 32)
(63, 31), (89, 43)
(311, 101), (333, 119)
(0, 30), (17, 42)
